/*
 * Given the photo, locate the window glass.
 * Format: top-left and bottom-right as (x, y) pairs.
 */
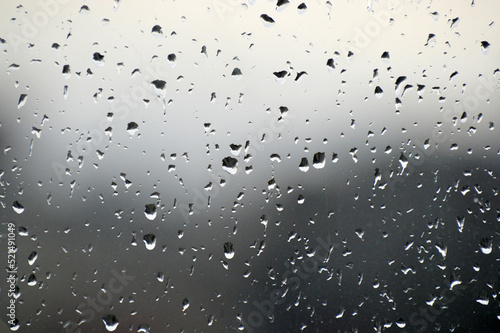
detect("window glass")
(1, 1), (499, 332)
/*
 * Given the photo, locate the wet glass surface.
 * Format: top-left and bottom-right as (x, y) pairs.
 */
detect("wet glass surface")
(1, 1), (499, 332)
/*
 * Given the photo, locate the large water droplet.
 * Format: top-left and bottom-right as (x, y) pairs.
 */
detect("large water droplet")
(479, 237), (492, 254)
(102, 315), (119, 331)
(12, 201), (24, 214)
(299, 157), (309, 172)
(222, 157), (238, 174)
(231, 68), (242, 79)
(312, 152), (325, 169)
(223, 242), (234, 259)
(93, 52), (105, 65)
(127, 122), (139, 135)
(143, 234), (156, 250)
(27, 274), (37, 286)
(144, 204), (157, 220)
(9, 319), (20, 331)
(152, 25), (162, 35)
(151, 79), (166, 92)
(167, 53), (176, 65)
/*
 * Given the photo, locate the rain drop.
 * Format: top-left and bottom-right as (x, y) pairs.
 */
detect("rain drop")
(102, 315), (119, 331)
(299, 157), (309, 172)
(143, 234), (156, 250)
(144, 204), (157, 220)
(222, 157), (238, 174)
(12, 201), (24, 214)
(223, 242), (234, 259)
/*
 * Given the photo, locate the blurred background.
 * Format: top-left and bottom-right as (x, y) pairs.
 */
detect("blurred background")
(0, 0), (499, 332)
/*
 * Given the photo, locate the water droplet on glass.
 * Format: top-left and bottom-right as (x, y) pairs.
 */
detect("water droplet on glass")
(222, 157), (238, 174)
(299, 157), (309, 172)
(182, 298), (190, 311)
(13, 201), (24, 214)
(152, 25), (163, 35)
(479, 237), (492, 254)
(18, 94), (27, 109)
(223, 242), (234, 259)
(144, 204), (157, 220)
(28, 251), (38, 265)
(312, 152), (325, 169)
(231, 68), (242, 79)
(167, 53), (176, 65)
(435, 242), (447, 259)
(480, 40), (490, 53)
(93, 52), (105, 65)
(260, 14), (275, 24)
(326, 58), (335, 70)
(476, 292), (489, 305)
(398, 153), (408, 175)
(137, 324), (151, 333)
(151, 79), (166, 92)
(102, 315), (119, 331)
(62, 64), (71, 78)
(143, 234), (156, 250)
(127, 122), (139, 135)
(27, 274), (37, 286)
(9, 320), (20, 331)
(395, 318), (406, 328)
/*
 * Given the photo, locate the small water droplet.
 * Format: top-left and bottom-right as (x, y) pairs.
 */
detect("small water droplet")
(398, 153), (408, 175)
(28, 251), (38, 265)
(182, 298), (190, 311)
(62, 64), (71, 78)
(137, 324), (151, 333)
(18, 227), (28, 236)
(18, 94), (27, 109)
(476, 292), (489, 305)
(480, 40), (490, 53)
